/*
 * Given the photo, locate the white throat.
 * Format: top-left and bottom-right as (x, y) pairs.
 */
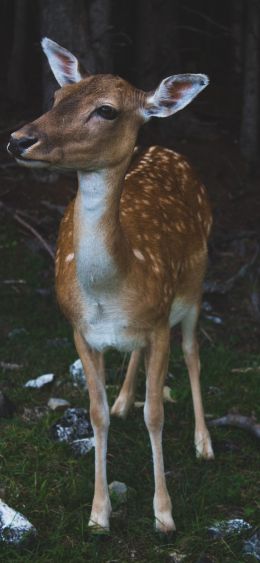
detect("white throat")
(77, 170), (107, 222)
(75, 170), (119, 291)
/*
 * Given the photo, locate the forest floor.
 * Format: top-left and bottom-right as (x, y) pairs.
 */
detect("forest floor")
(0, 120), (260, 562)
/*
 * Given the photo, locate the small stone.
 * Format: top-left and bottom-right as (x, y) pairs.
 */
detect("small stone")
(8, 328), (28, 339)
(24, 373), (55, 389)
(208, 518), (252, 538)
(48, 398), (70, 411)
(70, 437), (95, 456)
(51, 408), (93, 443)
(207, 386), (223, 396)
(204, 314), (223, 325)
(69, 359), (87, 388)
(168, 551), (186, 563)
(163, 386), (176, 403)
(0, 392), (16, 418)
(0, 500), (36, 545)
(202, 301), (213, 312)
(134, 401), (145, 408)
(22, 406), (48, 422)
(109, 481), (127, 505)
(243, 530), (260, 560)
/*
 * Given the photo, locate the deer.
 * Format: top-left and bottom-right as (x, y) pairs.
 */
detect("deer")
(7, 37), (214, 534)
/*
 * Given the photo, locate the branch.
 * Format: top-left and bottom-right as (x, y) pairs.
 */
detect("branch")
(0, 201), (55, 261)
(204, 242), (259, 294)
(209, 414), (260, 440)
(181, 5), (229, 33)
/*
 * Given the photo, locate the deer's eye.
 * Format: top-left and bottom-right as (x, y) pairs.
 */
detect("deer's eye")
(95, 105), (119, 120)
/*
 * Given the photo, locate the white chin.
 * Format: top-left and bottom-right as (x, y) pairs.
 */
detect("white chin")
(15, 158), (50, 169)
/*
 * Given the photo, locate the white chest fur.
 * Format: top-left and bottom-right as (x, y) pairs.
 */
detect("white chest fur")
(81, 291), (145, 351)
(75, 171), (116, 288)
(75, 171), (146, 351)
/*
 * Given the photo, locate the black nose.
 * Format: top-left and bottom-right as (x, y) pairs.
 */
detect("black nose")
(7, 135), (38, 157)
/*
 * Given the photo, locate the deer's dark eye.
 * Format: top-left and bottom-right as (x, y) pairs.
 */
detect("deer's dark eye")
(95, 105), (119, 120)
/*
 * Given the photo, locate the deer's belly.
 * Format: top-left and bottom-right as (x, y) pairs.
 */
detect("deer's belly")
(81, 295), (146, 352)
(169, 297), (191, 326)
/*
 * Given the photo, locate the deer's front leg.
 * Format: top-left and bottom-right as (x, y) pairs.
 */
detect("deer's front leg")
(74, 331), (111, 531)
(144, 326), (176, 533)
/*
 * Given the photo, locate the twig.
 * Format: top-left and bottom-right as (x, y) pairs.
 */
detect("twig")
(204, 242), (259, 294)
(231, 366), (260, 374)
(0, 362), (23, 370)
(200, 326), (215, 345)
(0, 201), (55, 261)
(181, 5), (229, 33)
(41, 200), (65, 215)
(1, 279), (26, 284)
(209, 414), (260, 440)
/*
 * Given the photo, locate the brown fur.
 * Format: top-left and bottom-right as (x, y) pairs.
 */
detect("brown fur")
(56, 145), (211, 338)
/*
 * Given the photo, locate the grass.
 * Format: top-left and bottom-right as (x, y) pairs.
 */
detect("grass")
(0, 217), (260, 562)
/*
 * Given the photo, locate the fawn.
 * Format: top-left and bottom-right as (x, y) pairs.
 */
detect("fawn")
(8, 38), (214, 533)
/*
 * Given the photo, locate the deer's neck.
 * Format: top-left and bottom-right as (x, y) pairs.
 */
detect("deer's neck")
(74, 166), (129, 292)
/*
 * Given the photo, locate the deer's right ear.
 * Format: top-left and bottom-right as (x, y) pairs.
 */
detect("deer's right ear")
(41, 37), (87, 86)
(142, 74), (209, 120)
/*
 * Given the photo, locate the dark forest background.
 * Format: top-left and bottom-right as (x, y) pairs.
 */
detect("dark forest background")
(0, 0), (260, 338)
(0, 4), (260, 560)
(0, 0), (259, 166)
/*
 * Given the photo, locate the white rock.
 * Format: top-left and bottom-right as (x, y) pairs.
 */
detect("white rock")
(208, 518), (252, 538)
(71, 437), (95, 456)
(134, 401), (145, 408)
(168, 551), (186, 563)
(69, 359), (87, 388)
(109, 481), (127, 504)
(0, 500), (36, 544)
(163, 386), (176, 403)
(47, 398), (70, 411)
(24, 373), (55, 388)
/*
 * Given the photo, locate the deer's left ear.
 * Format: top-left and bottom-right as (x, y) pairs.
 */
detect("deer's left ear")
(143, 74), (209, 119)
(41, 37), (87, 86)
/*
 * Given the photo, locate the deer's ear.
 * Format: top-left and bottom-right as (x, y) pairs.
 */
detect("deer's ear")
(41, 37), (87, 86)
(143, 74), (209, 119)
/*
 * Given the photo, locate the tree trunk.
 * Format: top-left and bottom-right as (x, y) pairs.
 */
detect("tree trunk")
(136, 0), (180, 91)
(40, 0), (112, 109)
(7, 0), (28, 104)
(231, 0), (243, 76)
(89, 0), (113, 73)
(240, 0), (259, 164)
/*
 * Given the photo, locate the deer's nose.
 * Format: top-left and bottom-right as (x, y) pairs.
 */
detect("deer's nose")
(7, 135), (38, 157)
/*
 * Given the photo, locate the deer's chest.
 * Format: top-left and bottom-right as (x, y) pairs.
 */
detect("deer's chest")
(81, 291), (146, 352)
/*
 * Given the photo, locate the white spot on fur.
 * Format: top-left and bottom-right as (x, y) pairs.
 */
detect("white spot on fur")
(65, 252), (74, 263)
(133, 249), (145, 261)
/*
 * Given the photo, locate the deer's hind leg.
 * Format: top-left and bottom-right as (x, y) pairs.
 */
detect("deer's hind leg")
(181, 304), (214, 460)
(111, 348), (142, 418)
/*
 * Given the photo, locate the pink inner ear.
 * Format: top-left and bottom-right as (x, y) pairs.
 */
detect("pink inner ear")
(167, 82), (191, 102)
(55, 52), (73, 73)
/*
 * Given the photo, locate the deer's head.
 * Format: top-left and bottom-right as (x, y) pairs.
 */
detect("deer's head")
(8, 38), (209, 171)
